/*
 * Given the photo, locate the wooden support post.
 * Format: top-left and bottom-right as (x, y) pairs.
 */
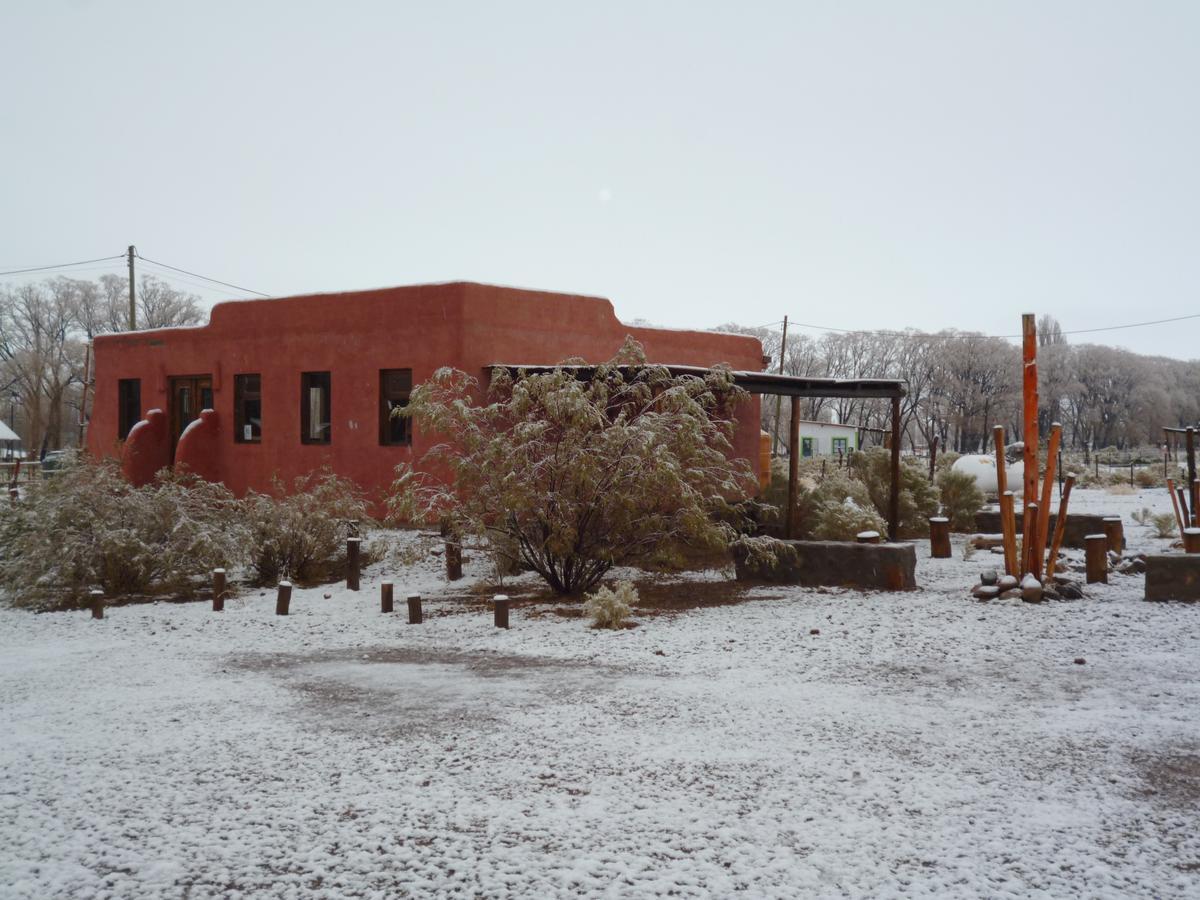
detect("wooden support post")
(1187, 428), (1197, 523)
(89, 589), (104, 620)
(380, 581), (394, 613)
(1085, 535), (1108, 584)
(346, 537), (361, 591)
(888, 395), (901, 542)
(493, 594), (510, 629)
(212, 568), (226, 612)
(929, 517), (951, 558)
(1045, 474), (1075, 580)
(1103, 516), (1124, 555)
(407, 592), (423, 624)
(929, 435), (938, 481)
(1021, 313), (1039, 529)
(1194, 478), (1200, 529)
(999, 490), (1019, 577)
(1183, 528), (1200, 554)
(1178, 487), (1192, 533)
(994, 426), (1007, 496)
(276, 581), (292, 616)
(1023, 502), (1039, 576)
(1035, 423), (1062, 577)
(787, 396), (800, 539)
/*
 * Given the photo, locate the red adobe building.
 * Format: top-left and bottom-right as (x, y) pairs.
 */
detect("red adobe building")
(87, 282), (764, 501)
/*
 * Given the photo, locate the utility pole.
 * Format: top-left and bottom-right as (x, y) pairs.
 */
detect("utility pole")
(771, 315), (788, 456)
(127, 245), (136, 331)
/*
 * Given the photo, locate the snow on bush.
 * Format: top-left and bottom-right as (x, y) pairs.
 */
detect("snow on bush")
(242, 469), (369, 586)
(937, 468), (985, 532)
(849, 448), (939, 538)
(0, 458), (245, 610)
(584, 580), (636, 629)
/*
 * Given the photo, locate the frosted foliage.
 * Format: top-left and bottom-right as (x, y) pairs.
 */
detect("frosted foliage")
(242, 470), (369, 586)
(584, 580), (637, 629)
(0, 458), (246, 610)
(388, 337), (756, 595)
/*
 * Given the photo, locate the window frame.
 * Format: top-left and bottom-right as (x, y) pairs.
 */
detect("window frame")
(832, 436), (849, 455)
(801, 437), (814, 458)
(117, 378), (141, 441)
(300, 371), (331, 445)
(379, 368), (413, 447)
(233, 373), (262, 444)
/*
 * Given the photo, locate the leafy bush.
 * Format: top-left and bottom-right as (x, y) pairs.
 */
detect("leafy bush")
(243, 469), (369, 586)
(0, 458), (245, 610)
(584, 580), (637, 628)
(848, 448), (939, 538)
(937, 468), (985, 532)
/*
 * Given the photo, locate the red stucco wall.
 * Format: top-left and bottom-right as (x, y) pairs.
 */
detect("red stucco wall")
(88, 282), (763, 503)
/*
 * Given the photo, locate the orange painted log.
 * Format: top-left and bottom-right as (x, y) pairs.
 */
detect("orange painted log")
(1021, 314), (1039, 542)
(999, 490), (1018, 577)
(1167, 478), (1185, 538)
(1035, 423), (1062, 578)
(1045, 474), (1075, 581)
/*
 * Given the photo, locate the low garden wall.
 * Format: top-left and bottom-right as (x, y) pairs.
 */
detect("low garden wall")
(974, 510), (1109, 549)
(1144, 554), (1200, 601)
(733, 539), (917, 591)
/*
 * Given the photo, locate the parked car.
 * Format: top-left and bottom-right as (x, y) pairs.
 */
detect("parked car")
(40, 449), (80, 475)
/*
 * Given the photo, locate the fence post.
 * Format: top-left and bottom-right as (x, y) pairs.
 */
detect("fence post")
(276, 581), (292, 615)
(407, 592), (423, 624)
(380, 581), (393, 613)
(493, 594), (510, 629)
(89, 589), (104, 620)
(929, 517), (951, 558)
(212, 568), (226, 612)
(346, 538), (361, 591)
(445, 538), (463, 581)
(1084, 535), (1107, 584)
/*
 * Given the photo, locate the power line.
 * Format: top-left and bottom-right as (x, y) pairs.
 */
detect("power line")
(769, 311), (1200, 341)
(0, 254), (125, 277)
(134, 260), (251, 298)
(134, 253), (271, 298)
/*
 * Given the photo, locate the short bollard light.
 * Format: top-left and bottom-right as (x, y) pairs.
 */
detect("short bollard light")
(493, 594), (510, 629)
(407, 593), (423, 625)
(380, 582), (394, 614)
(89, 589), (104, 620)
(276, 581), (292, 616)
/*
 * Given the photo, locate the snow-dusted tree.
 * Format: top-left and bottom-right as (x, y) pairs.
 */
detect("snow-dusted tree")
(388, 338), (757, 595)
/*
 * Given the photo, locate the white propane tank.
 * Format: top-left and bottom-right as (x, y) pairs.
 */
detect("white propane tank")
(951, 454), (1024, 496)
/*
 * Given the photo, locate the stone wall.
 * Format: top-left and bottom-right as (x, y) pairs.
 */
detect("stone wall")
(733, 538), (917, 591)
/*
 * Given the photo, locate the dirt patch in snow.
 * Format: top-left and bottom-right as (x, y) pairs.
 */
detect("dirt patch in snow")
(1132, 746), (1200, 808)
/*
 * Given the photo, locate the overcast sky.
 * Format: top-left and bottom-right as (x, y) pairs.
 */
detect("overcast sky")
(2, 1), (1198, 358)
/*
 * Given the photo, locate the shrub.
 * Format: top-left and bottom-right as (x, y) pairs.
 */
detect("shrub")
(388, 339), (755, 595)
(243, 469), (369, 586)
(849, 448), (939, 538)
(937, 468), (986, 532)
(1150, 513), (1178, 539)
(584, 580), (637, 628)
(0, 458), (245, 610)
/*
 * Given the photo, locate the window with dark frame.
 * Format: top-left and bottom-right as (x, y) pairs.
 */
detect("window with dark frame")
(234, 374), (262, 443)
(117, 379), (141, 440)
(300, 371), (331, 444)
(379, 369), (413, 446)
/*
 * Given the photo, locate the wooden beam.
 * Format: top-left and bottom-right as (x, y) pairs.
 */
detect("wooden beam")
(1035, 422), (1062, 579)
(787, 396), (800, 539)
(1188, 428), (1197, 525)
(1045, 474), (1075, 580)
(888, 395), (901, 542)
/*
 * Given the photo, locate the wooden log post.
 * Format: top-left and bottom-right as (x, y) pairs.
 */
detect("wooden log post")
(856, 531), (881, 544)
(1021, 314), (1039, 555)
(346, 537), (361, 591)
(276, 581), (292, 616)
(1167, 478), (1185, 537)
(929, 517), (951, 558)
(1187, 428), (1197, 523)
(1045, 474), (1075, 580)
(380, 581), (394, 613)
(787, 396), (800, 539)
(999, 490), (1019, 577)
(1183, 528), (1200, 554)
(1085, 535), (1108, 584)
(493, 594), (510, 629)
(89, 589), (104, 620)
(994, 425), (1008, 496)
(929, 435), (938, 481)
(1194, 477), (1200, 529)
(1102, 516), (1124, 555)
(445, 538), (463, 581)
(1035, 423), (1062, 577)
(888, 395), (901, 542)
(212, 568), (226, 613)
(407, 592), (423, 624)
(1023, 502), (1039, 576)
(1178, 486), (1192, 532)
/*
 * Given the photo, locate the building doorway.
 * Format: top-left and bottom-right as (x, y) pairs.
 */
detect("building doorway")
(169, 375), (213, 455)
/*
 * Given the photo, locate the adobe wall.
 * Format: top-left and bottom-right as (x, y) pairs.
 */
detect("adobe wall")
(88, 282), (763, 503)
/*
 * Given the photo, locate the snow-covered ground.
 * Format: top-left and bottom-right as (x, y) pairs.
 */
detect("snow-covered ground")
(2, 488), (1199, 898)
